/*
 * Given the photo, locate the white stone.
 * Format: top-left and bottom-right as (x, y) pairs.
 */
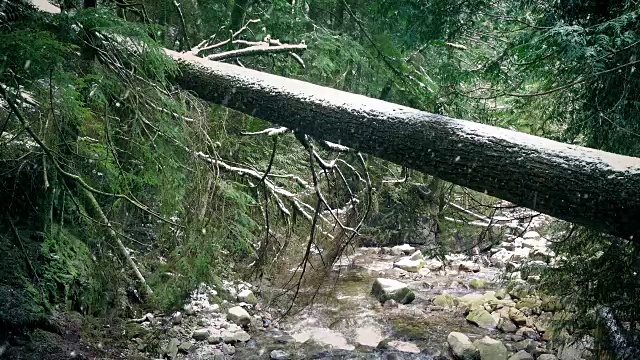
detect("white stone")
(522, 231), (540, 239)
(393, 257), (425, 272)
(227, 306), (251, 326)
(391, 244), (415, 255)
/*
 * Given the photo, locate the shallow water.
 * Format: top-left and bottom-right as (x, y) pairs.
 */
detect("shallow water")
(236, 249), (501, 359)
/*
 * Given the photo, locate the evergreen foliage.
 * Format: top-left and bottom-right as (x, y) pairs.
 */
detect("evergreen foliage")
(1, 0), (640, 356)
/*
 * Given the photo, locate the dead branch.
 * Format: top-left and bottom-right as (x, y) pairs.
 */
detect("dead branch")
(206, 43), (307, 61)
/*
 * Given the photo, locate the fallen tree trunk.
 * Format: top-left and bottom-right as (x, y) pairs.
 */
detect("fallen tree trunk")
(166, 50), (640, 240)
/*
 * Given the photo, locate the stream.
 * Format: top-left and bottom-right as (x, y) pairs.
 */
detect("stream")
(129, 231), (583, 360)
(233, 246), (503, 359)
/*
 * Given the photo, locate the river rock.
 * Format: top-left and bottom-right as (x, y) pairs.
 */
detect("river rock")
(178, 341), (193, 353)
(508, 307), (528, 326)
(457, 261), (481, 272)
(227, 306), (252, 326)
(515, 327), (539, 340)
(490, 249), (513, 268)
(166, 338), (179, 358)
(270, 349), (290, 360)
(514, 339), (537, 353)
(473, 336), (507, 360)
(432, 294), (455, 308)
(447, 332), (479, 360)
(469, 279), (488, 289)
(508, 350), (534, 360)
(171, 311), (182, 325)
(498, 318), (517, 333)
(192, 329), (209, 341)
(537, 355), (558, 360)
(237, 289), (258, 304)
(222, 343), (235, 355)
(391, 244), (415, 255)
(466, 308), (498, 329)
(522, 231), (540, 239)
(425, 259), (444, 271)
(222, 330), (251, 343)
(394, 257), (425, 272)
(409, 250), (424, 260)
(371, 278), (415, 304)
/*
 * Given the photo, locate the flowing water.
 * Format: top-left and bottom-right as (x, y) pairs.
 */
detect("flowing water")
(235, 249), (502, 359)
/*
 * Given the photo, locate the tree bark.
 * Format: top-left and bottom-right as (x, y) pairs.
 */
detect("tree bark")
(166, 50), (640, 240)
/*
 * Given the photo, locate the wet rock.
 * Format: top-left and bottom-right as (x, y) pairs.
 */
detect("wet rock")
(227, 306), (252, 326)
(377, 339), (421, 353)
(394, 257), (425, 272)
(447, 332), (480, 360)
(178, 341), (193, 353)
(238, 289), (258, 304)
(165, 338), (179, 358)
(469, 279), (488, 289)
(473, 336), (507, 360)
(192, 329), (209, 341)
(270, 349), (290, 360)
(432, 294), (455, 308)
(371, 278), (415, 304)
(466, 309), (498, 329)
(508, 350), (534, 360)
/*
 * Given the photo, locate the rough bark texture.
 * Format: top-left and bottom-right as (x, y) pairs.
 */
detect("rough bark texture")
(166, 50), (640, 239)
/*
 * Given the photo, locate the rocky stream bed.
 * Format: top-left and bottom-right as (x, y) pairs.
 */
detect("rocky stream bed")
(119, 230), (594, 360)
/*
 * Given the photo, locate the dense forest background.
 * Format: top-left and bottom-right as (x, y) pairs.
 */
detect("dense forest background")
(1, 0), (639, 358)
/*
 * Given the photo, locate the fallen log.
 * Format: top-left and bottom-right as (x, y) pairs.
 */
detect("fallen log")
(166, 50), (640, 240)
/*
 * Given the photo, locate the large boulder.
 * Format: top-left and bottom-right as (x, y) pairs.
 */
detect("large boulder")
(394, 257), (425, 272)
(371, 278), (415, 304)
(466, 309), (498, 330)
(473, 336), (507, 360)
(227, 306), (252, 326)
(447, 332), (479, 360)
